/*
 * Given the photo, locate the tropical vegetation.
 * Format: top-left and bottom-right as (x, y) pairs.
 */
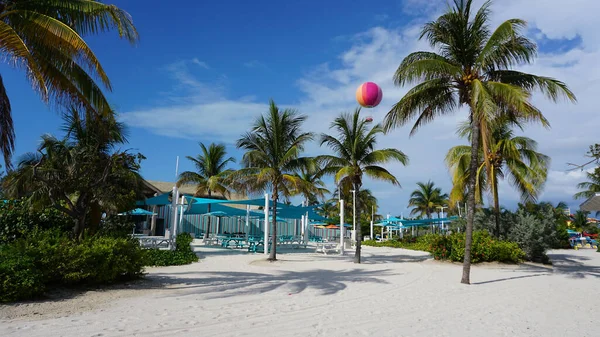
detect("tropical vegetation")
(446, 120), (549, 237)
(0, 0), (138, 167)
(408, 181), (448, 219)
(2, 109), (144, 239)
(382, 0), (575, 284)
(318, 108), (408, 263)
(235, 100), (314, 261)
(177, 142), (235, 239)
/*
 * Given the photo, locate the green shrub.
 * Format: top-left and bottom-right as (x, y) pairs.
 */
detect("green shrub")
(0, 245), (46, 302)
(143, 232), (198, 267)
(95, 215), (135, 239)
(428, 235), (451, 260)
(0, 229), (145, 302)
(490, 241), (526, 263)
(364, 231), (525, 264)
(0, 199), (72, 244)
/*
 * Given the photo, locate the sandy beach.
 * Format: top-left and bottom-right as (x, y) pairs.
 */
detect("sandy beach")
(1, 245), (598, 337)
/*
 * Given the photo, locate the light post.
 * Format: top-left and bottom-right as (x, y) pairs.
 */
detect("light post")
(351, 189), (356, 243)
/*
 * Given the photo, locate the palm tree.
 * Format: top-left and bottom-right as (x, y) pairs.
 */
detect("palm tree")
(293, 162), (330, 206)
(447, 121), (549, 237)
(383, 0), (575, 284)
(0, 1), (138, 167)
(408, 181), (448, 219)
(236, 100), (313, 261)
(4, 109), (144, 238)
(574, 167), (600, 200)
(177, 142), (235, 239)
(319, 108), (408, 263)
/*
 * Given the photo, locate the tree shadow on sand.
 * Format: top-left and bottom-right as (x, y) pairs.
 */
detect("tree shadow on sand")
(546, 253), (600, 279)
(147, 268), (393, 299)
(473, 251), (600, 284)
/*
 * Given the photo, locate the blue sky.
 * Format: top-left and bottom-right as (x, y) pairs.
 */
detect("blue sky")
(3, 0), (600, 216)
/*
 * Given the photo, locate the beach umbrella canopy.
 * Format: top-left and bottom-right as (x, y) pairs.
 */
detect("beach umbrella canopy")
(119, 208), (156, 216)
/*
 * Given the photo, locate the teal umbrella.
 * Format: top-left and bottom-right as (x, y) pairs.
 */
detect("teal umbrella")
(119, 208), (157, 216)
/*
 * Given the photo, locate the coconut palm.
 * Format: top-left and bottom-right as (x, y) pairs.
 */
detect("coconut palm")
(292, 162), (330, 206)
(383, 0), (575, 284)
(177, 142), (235, 239)
(236, 100), (313, 261)
(4, 108), (144, 238)
(319, 108), (408, 263)
(447, 121), (549, 237)
(0, 0), (138, 167)
(408, 181), (448, 219)
(574, 168), (600, 201)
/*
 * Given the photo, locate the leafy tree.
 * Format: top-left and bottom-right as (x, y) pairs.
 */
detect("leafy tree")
(235, 100), (313, 261)
(0, 0), (138, 167)
(408, 181), (448, 219)
(447, 121), (549, 237)
(383, 0), (575, 284)
(319, 108), (408, 263)
(177, 142), (235, 239)
(3, 109), (144, 239)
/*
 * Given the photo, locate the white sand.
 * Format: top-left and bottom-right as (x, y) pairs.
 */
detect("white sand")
(1, 245), (598, 337)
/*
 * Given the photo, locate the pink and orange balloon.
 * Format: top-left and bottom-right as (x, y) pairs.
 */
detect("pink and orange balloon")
(355, 82), (383, 108)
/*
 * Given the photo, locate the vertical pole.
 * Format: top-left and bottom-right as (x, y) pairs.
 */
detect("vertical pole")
(170, 186), (180, 250)
(370, 205), (374, 240)
(339, 199), (345, 255)
(245, 204), (250, 241)
(264, 193), (269, 255)
(178, 195), (185, 233)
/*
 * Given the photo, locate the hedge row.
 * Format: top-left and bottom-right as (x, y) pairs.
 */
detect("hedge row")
(364, 231), (526, 264)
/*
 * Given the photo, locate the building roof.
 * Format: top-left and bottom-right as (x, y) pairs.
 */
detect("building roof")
(143, 180), (246, 201)
(580, 193), (600, 212)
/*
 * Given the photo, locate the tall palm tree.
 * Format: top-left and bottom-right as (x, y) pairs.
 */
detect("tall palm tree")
(574, 168), (600, 200)
(0, 1), (138, 167)
(319, 108), (408, 263)
(293, 162), (330, 206)
(447, 121), (549, 237)
(383, 0), (575, 284)
(408, 181), (448, 219)
(236, 100), (313, 261)
(177, 142), (235, 239)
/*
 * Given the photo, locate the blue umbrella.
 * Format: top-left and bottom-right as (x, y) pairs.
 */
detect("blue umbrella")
(119, 208), (157, 216)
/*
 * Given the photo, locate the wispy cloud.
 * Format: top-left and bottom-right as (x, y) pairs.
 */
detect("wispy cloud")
(122, 0), (600, 212)
(243, 60), (268, 69)
(191, 58), (210, 69)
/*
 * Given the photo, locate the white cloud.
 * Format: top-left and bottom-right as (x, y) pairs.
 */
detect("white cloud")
(191, 58), (210, 69)
(122, 0), (600, 214)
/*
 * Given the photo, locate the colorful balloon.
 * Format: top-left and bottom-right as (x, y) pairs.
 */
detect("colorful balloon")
(356, 82), (383, 108)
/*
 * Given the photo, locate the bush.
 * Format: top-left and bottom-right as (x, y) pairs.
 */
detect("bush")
(364, 231), (525, 264)
(0, 199), (72, 244)
(0, 245), (46, 302)
(95, 215), (135, 239)
(508, 212), (551, 263)
(143, 232), (198, 267)
(0, 229), (145, 302)
(491, 241), (526, 263)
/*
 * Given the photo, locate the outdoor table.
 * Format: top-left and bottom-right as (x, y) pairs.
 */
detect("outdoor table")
(221, 237), (246, 248)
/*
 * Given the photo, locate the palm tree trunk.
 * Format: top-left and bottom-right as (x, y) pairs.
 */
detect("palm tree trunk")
(462, 115), (480, 285)
(204, 190), (212, 239)
(354, 181), (362, 264)
(492, 172), (501, 238)
(268, 185), (278, 261)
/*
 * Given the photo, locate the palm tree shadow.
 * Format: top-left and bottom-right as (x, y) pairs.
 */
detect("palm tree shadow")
(547, 253), (600, 279)
(148, 269), (393, 299)
(362, 254), (432, 264)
